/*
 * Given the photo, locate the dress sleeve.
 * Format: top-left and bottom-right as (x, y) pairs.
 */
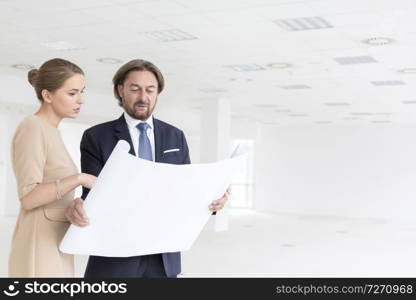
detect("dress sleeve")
(12, 119), (47, 199)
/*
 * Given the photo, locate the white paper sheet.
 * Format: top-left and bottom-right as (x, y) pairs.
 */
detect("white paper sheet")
(59, 140), (248, 257)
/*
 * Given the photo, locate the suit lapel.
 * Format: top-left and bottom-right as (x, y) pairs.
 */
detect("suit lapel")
(153, 118), (163, 163)
(114, 114), (136, 156)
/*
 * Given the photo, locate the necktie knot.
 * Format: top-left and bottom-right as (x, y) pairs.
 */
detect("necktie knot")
(137, 122), (149, 133)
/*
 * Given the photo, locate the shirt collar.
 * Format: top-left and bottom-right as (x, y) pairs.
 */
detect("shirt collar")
(124, 112), (154, 131)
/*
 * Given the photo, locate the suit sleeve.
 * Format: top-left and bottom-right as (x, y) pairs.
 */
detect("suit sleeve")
(180, 130), (191, 165)
(80, 129), (103, 200)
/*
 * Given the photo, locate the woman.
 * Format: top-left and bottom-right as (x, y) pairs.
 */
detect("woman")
(8, 58), (96, 277)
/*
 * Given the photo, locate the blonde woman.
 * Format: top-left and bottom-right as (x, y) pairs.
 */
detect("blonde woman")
(9, 58), (96, 277)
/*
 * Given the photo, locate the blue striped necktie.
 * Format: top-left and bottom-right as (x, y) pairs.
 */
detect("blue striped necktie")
(136, 122), (152, 161)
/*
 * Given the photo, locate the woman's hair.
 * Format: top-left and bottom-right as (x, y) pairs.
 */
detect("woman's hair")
(112, 59), (164, 107)
(28, 58), (84, 102)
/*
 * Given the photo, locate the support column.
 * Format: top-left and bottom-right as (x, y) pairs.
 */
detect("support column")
(200, 97), (231, 231)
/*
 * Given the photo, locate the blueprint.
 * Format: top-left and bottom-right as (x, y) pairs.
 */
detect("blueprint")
(59, 140), (248, 257)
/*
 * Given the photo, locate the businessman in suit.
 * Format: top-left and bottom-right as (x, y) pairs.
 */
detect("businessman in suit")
(65, 59), (229, 278)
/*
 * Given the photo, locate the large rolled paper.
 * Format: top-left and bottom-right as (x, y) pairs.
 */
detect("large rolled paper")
(59, 140), (248, 257)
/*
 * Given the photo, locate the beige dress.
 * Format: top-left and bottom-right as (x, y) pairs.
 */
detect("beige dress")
(8, 115), (77, 277)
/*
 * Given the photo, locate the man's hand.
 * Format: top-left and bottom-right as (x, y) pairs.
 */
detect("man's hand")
(65, 197), (90, 227)
(209, 187), (231, 212)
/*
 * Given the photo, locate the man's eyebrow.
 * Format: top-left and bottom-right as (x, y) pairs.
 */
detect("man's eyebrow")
(129, 83), (156, 88)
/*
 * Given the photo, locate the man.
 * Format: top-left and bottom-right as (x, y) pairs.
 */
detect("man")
(66, 59), (229, 278)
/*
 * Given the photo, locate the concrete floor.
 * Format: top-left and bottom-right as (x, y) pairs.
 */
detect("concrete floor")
(1, 209), (416, 277)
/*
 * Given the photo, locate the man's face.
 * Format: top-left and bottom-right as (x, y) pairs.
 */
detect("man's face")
(118, 70), (158, 121)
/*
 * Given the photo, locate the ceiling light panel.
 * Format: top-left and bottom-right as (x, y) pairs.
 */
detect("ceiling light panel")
(254, 104), (278, 108)
(97, 58), (123, 64)
(333, 56), (377, 65)
(273, 16), (333, 31)
(372, 120), (391, 123)
(288, 114), (309, 117)
(225, 64), (267, 72)
(10, 64), (35, 70)
(362, 37), (395, 46)
(371, 80), (406, 86)
(280, 84), (311, 90)
(324, 102), (351, 106)
(199, 88), (227, 93)
(351, 112), (373, 116)
(41, 41), (85, 50)
(267, 62), (293, 69)
(142, 29), (197, 42)
(398, 68), (416, 74)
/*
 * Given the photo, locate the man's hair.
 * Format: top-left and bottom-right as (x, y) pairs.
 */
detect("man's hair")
(112, 59), (165, 106)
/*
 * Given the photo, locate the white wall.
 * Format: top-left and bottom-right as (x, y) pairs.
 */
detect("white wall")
(231, 119), (257, 140)
(255, 123), (416, 221)
(0, 116), (7, 216)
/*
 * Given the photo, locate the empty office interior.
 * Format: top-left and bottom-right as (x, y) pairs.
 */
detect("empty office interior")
(1, 0), (416, 277)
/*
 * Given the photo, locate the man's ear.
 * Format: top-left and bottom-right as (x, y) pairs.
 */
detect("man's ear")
(117, 84), (124, 99)
(41, 89), (53, 104)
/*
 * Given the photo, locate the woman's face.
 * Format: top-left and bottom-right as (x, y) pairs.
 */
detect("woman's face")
(45, 73), (85, 119)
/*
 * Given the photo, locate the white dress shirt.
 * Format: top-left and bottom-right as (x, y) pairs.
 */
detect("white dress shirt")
(123, 112), (155, 161)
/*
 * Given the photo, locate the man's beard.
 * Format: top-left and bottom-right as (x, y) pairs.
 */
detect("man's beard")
(124, 99), (156, 121)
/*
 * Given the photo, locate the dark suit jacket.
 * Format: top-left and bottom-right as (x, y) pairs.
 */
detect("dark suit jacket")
(80, 114), (190, 277)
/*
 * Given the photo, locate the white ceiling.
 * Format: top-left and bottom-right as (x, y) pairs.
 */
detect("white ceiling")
(1, 0), (416, 129)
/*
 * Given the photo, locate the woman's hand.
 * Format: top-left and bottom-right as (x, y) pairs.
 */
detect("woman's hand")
(78, 173), (97, 189)
(65, 197), (89, 227)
